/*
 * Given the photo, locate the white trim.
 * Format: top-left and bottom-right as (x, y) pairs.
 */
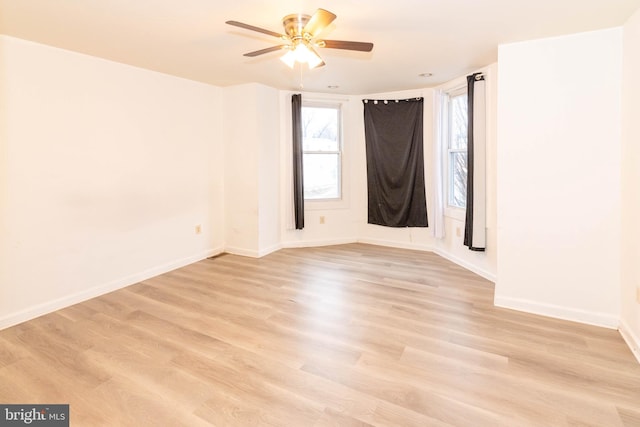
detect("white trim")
(0, 247), (224, 331)
(357, 238), (433, 252)
(224, 243), (283, 258)
(494, 295), (619, 329)
(281, 238), (495, 282)
(5, 237), (634, 365)
(304, 198), (350, 211)
(619, 320), (640, 364)
(301, 100), (349, 210)
(433, 248), (496, 282)
(442, 88), (468, 214)
(258, 243), (283, 258)
(444, 206), (466, 221)
(223, 246), (260, 258)
(282, 237), (357, 249)
(230, 239), (359, 255)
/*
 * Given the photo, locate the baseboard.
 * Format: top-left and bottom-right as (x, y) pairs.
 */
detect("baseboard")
(0, 246), (224, 331)
(494, 295), (619, 329)
(224, 246), (260, 258)
(281, 237), (357, 249)
(223, 244), (284, 258)
(619, 319), (640, 364)
(357, 237), (433, 252)
(433, 248), (496, 283)
(258, 243), (283, 258)
(355, 239), (496, 283)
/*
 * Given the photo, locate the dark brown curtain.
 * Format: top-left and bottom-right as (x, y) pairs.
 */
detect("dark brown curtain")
(464, 73), (486, 251)
(363, 98), (428, 227)
(292, 94), (304, 229)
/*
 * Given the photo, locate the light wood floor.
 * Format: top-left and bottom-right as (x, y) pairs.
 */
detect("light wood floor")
(1, 244), (639, 426)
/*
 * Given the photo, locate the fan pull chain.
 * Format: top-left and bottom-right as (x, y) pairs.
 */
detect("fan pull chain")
(298, 63), (304, 90)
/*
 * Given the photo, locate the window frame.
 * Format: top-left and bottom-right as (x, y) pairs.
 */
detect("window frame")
(443, 85), (468, 220)
(301, 100), (346, 208)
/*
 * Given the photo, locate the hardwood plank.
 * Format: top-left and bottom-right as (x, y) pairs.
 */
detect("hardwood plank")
(0, 243), (639, 426)
(313, 407), (375, 427)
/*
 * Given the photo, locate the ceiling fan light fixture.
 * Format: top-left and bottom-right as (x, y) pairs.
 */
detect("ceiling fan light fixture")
(280, 42), (323, 69)
(280, 49), (297, 68)
(303, 45), (324, 69)
(227, 8), (373, 70)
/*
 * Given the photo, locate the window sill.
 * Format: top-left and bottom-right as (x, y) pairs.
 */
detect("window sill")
(305, 198), (349, 211)
(444, 206), (466, 221)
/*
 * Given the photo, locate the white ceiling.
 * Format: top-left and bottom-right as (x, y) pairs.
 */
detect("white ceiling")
(1, 0), (639, 94)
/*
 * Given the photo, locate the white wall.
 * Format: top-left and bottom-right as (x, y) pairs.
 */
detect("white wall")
(279, 91), (360, 247)
(257, 85), (281, 256)
(621, 7), (640, 360)
(351, 78), (497, 282)
(0, 40), (8, 298)
(224, 83), (281, 257)
(0, 36), (225, 328)
(495, 28), (623, 327)
(278, 88), (441, 254)
(354, 89), (436, 252)
(278, 88), (440, 253)
(223, 84), (259, 255)
(5, 21), (635, 353)
(276, 83), (497, 282)
(432, 64), (498, 282)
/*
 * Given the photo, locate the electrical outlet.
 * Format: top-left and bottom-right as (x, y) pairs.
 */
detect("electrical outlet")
(456, 227), (461, 237)
(195, 224), (202, 234)
(319, 216), (325, 224)
(636, 287), (640, 304)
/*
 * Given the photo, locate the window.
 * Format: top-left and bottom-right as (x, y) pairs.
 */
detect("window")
(302, 103), (342, 200)
(445, 88), (468, 209)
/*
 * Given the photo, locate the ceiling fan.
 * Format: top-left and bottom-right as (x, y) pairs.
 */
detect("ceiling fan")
(225, 8), (374, 69)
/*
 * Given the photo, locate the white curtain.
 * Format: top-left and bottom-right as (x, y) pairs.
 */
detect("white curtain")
(431, 90), (445, 239)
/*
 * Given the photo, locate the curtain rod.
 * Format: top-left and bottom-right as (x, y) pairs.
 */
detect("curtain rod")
(363, 97), (423, 104)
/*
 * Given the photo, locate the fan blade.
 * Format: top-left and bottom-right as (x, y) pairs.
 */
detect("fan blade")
(302, 9), (336, 37)
(321, 40), (374, 52)
(243, 45), (287, 57)
(225, 20), (285, 38)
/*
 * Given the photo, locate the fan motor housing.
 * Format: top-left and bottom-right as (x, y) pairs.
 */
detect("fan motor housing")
(282, 14), (311, 39)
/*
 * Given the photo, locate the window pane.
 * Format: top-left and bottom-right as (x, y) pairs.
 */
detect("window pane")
(449, 151), (467, 208)
(302, 104), (342, 201)
(302, 107), (339, 151)
(450, 94), (468, 150)
(303, 153), (340, 199)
